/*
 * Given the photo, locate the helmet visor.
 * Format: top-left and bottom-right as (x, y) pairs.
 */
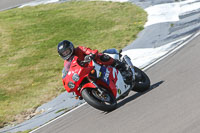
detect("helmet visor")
(61, 48), (71, 57)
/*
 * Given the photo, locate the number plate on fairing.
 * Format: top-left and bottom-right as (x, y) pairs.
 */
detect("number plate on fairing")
(99, 66), (110, 85)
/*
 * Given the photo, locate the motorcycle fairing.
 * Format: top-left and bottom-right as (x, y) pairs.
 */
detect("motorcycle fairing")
(81, 83), (97, 92)
(92, 61), (130, 99)
(115, 72), (130, 98)
(62, 56), (94, 94)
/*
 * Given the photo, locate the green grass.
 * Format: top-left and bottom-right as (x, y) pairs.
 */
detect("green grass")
(16, 129), (32, 133)
(0, 1), (147, 128)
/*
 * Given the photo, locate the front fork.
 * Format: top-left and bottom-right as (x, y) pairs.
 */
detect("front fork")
(86, 78), (105, 95)
(123, 55), (135, 81)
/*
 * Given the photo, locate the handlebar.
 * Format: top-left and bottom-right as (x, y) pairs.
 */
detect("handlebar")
(79, 54), (94, 67)
(80, 60), (90, 66)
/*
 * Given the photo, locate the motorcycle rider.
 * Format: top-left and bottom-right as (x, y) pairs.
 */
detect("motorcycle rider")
(57, 40), (133, 83)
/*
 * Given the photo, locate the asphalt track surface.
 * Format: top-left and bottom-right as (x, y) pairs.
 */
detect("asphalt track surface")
(32, 34), (200, 133)
(0, 0), (34, 11)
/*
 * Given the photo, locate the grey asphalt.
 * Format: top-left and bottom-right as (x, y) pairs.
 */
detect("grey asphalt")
(124, 0), (200, 50)
(0, 0), (34, 11)
(34, 33), (200, 133)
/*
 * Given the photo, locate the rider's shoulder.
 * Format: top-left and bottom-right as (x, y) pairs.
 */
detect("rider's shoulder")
(76, 46), (89, 51)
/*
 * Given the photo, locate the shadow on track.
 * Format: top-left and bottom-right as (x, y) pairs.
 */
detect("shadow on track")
(116, 80), (164, 109)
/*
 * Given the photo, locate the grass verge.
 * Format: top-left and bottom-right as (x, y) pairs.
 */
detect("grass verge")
(0, 1), (147, 128)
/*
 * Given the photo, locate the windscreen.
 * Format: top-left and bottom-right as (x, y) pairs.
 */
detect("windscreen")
(62, 60), (72, 79)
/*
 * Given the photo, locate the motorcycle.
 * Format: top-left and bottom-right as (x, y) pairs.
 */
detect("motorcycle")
(62, 49), (150, 111)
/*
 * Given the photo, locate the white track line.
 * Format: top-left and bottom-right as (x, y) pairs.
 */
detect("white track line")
(144, 31), (200, 71)
(30, 103), (87, 133)
(30, 31), (200, 133)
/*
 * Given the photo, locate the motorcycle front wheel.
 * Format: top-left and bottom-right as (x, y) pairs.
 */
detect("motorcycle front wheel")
(81, 87), (117, 112)
(132, 67), (150, 92)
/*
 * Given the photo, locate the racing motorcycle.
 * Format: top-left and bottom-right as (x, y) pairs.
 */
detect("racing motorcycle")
(62, 49), (150, 111)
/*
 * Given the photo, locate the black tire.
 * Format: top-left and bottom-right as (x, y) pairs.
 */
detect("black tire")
(81, 88), (117, 112)
(132, 67), (150, 92)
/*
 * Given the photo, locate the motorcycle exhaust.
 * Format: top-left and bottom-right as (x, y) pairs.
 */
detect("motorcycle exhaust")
(123, 55), (135, 80)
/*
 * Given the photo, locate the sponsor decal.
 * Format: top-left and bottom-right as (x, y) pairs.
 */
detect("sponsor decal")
(99, 66), (110, 85)
(99, 72), (102, 77)
(104, 70), (110, 82)
(118, 89), (121, 94)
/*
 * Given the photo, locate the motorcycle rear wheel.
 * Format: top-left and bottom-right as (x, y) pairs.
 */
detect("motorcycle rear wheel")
(132, 67), (150, 92)
(81, 87), (117, 112)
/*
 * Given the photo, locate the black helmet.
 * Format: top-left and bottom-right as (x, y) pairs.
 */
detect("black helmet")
(57, 40), (74, 60)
